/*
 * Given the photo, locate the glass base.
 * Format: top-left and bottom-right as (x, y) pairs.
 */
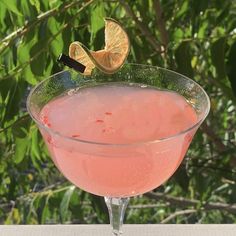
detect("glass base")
(105, 197), (130, 235)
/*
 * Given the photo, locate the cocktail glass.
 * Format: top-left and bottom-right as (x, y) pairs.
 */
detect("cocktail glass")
(27, 64), (210, 235)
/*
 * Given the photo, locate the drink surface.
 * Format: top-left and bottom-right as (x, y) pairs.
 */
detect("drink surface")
(40, 83), (198, 197)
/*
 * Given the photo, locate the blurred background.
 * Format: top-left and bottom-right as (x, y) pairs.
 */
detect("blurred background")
(0, 0), (236, 224)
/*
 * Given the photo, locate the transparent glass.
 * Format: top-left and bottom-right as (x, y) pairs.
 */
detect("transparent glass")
(27, 64), (210, 235)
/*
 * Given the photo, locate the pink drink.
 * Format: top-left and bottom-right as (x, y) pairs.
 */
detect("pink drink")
(39, 84), (197, 197)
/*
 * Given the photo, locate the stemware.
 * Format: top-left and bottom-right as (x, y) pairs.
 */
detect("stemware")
(27, 64), (210, 235)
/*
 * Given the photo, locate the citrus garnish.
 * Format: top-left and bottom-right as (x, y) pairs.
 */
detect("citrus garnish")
(69, 18), (130, 75)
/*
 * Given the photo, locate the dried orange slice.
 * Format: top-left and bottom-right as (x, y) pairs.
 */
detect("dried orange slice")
(69, 18), (130, 75)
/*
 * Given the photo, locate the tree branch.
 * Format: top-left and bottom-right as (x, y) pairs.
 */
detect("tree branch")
(128, 203), (168, 209)
(160, 209), (197, 223)
(0, 114), (29, 133)
(153, 0), (169, 48)
(0, 180), (68, 211)
(0, 0), (92, 56)
(145, 191), (236, 214)
(207, 76), (236, 105)
(118, 0), (163, 53)
(0, 0), (93, 81)
(200, 122), (227, 152)
(184, 162), (236, 175)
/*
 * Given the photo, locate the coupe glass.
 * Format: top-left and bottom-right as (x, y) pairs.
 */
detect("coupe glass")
(27, 64), (210, 235)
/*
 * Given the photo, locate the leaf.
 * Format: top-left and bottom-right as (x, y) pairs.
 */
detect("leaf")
(48, 0), (62, 9)
(90, 3), (105, 43)
(175, 1), (188, 19)
(62, 27), (73, 52)
(18, 41), (38, 85)
(12, 115), (31, 138)
(41, 195), (50, 224)
(216, 3), (230, 25)
(174, 167), (189, 192)
(44, 55), (53, 78)
(0, 78), (15, 101)
(191, 0), (209, 16)
(20, 0), (31, 18)
(211, 37), (226, 79)
(30, 42), (47, 76)
(17, 42), (30, 59)
(173, 28), (184, 41)
(175, 41), (193, 78)
(3, 49), (14, 72)
(47, 18), (60, 37)
(227, 41), (236, 97)
(35, 195), (51, 224)
(29, 0), (41, 13)
(14, 137), (29, 164)
(1, 0), (23, 16)
(90, 194), (109, 223)
(31, 128), (41, 160)
(30, 126), (44, 172)
(198, 21), (208, 38)
(3, 78), (27, 121)
(20, 0), (37, 19)
(0, 2), (6, 28)
(60, 186), (75, 223)
(47, 18), (64, 57)
(190, 0), (209, 35)
(93, 28), (105, 51)
(5, 208), (21, 224)
(40, 0), (49, 11)
(136, 0), (149, 25)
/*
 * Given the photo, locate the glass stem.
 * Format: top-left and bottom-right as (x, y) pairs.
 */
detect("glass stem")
(104, 197), (130, 236)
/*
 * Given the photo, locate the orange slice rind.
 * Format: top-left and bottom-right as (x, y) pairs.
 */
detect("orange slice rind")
(69, 18), (130, 75)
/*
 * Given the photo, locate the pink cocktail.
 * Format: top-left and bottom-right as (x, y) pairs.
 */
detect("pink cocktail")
(27, 65), (210, 235)
(40, 85), (197, 197)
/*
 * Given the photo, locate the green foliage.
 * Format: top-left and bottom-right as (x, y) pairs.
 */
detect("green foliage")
(175, 41), (193, 78)
(227, 41), (236, 96)
(0, 0), (236, 225)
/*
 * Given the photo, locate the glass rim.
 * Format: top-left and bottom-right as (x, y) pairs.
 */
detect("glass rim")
(27, 63), (210, 146)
